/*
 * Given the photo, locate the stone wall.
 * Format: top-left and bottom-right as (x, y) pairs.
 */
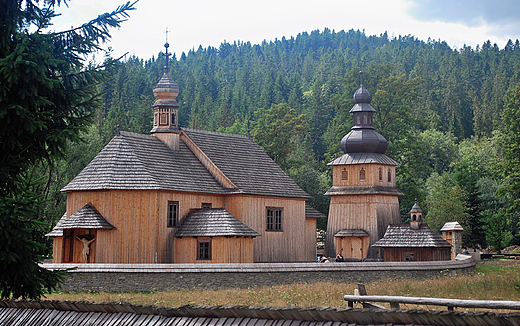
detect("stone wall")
(43, 256), (476, 292)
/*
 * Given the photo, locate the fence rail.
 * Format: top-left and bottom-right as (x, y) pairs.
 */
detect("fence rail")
(344, 294), (520, 310)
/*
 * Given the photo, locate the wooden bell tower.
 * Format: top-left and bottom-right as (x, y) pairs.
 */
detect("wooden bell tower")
(325, 72), (403, 260)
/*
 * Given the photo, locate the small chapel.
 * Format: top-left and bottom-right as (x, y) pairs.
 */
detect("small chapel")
(46, 43), (316, 264)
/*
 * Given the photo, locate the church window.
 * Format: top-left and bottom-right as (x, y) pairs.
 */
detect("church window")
(266, 207), (283, 231)
(167, 201), (179, 227)
(154, 113), (158, 126)
(342, 169), (348, 180)
(363, 114), (367, 125)
(388, 170), (392, 182)
(171, 113), (176, 125)
(201, 203), (212, 209)
(197, 238), (212, 260)
(159, 112), (167, 125)
(405, 252), (415, 261)
(379, 168), (383, 181)
(359, 168), (366, 180)
(356, 115), (361, 125)
(412, 214), (416, 221)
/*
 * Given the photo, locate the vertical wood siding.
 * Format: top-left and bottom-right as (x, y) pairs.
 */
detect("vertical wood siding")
(174, 236), (254, 263)
(326, 193), (401, 259)
(55, 190), (310, 264)
(305, 218), (317, 261)
(238, 196), (308, 262)
(383, 248), (451, 261)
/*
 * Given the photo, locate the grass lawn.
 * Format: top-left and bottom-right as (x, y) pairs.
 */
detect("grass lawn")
(44, 259), (520, 309)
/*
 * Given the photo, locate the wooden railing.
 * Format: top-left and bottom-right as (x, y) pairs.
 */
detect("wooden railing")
(345, 283), (520, 311)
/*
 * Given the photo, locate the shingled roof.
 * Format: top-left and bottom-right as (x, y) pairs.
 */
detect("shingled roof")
(328, 152), (400, 166)
(63, 130), (308, 199)
(305, 203), (326, 219)
(54, 203), (116, 230)
(372, 224), (452, 248)
(62, 131), (228, 194)
(184, 129), (309, 199)
(174, 208), (260, 237)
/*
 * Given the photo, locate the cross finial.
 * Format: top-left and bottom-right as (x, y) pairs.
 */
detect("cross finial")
(359, 70), (364, 85)
(164, 27), (171, 73)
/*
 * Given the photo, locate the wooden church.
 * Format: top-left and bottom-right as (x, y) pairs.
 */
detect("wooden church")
(325, 73), (403, 260)
(46, 43), (316, 264)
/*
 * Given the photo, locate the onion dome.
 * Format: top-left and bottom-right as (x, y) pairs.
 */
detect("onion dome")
(340, 71), (388, 154)
(150, 41), (180, 133)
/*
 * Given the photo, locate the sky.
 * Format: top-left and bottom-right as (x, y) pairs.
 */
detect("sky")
(50, 0), (520, 61)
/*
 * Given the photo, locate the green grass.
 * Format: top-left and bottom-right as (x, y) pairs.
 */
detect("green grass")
(45, 260), (520, 309)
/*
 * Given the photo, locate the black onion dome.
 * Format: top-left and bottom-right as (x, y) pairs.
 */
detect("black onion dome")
(340, 129), (388, 153)
(353, 83), (372, 103)
(341, 73), (388, 154)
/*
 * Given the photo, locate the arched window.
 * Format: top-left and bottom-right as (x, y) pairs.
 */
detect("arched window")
(387, 170), (392, 182)
(359, 168), (366, 180)
(356, 115), (361, 125)
(412, 214), (416, 221)
(342, 169), (348, 181)
(363, 114), (367, 125)
(171, 113), (176, 125)
(379, 168), (383, 181)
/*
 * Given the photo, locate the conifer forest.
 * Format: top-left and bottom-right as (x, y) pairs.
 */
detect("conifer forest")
(32, 29), (520, 254)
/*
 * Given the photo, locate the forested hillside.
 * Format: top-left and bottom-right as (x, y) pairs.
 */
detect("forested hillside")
(42, 29), (520, 251)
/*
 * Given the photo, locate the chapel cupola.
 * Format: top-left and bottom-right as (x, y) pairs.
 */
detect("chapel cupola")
(150, 41), (180, 134)
(410, 199), (423, 230)
(340, 71), (388, 154)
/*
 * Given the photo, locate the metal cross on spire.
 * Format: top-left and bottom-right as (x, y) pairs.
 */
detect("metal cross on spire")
(359, 70), (364, 85)
(164, 27), (171, 73)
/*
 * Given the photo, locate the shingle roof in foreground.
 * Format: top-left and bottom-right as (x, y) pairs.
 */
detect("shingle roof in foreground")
(373, 224), (452, 248)
(174, 208), (260, 237)
(2, 301), (520, 326)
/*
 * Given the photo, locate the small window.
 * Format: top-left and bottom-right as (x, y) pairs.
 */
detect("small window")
(167, 201), (179, 228)
(201, 203), (212, 209)
(388, 170), (392, 182)
(379, 168), (383, 181)
(363, 114), (367, 125)
(197, 239), (212, 260)
(159, 112), (168, 125)
(342, 169), (348, 181)
(171, 113), (176, 125)
(412, 214), (416, 221)
(405, 253), (415, 261)
(154, 113), (158, 126)
(266, 207), (283, 231)
(359, 168), (366, 181)
(356, 115), (361, 125)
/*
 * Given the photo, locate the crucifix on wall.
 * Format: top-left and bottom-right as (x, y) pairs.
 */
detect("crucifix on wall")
(76, 235), (95, 263)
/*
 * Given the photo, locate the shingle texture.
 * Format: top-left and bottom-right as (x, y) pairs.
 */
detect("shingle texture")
(184, 129), (309, 198)
(334, 229), (370, 237)
(174, 208), (260, 237)
(305, 203), (326, 219)
(55, 203), (116, 230)
(63, 130), (308, 199)
(328, 153), (400, 166)
(373, 224), (452, 248)
(440, 221), (464, 231)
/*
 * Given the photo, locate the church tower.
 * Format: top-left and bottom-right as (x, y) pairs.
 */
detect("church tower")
(325, 72), (403, 260)
(150, 41), (180, 151)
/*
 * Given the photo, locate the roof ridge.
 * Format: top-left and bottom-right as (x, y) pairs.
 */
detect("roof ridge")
(182, 127), (249, 139)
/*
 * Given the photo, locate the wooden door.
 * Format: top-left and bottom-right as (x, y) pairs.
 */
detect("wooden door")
(351, 237), (363, 260)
